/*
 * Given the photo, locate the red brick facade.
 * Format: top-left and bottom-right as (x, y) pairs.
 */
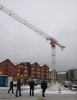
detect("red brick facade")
(16, 63), (29, 80)
(30, 63), (49, 80)
(0, 59), (49, 81)
(30, 62), (41, 79)
(40, 65), (49, 80)
(0, 59), (17, 77)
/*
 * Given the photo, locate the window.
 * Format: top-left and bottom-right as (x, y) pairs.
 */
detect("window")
(18, 65), (20, 68)
(38, 72), (40, 74)
(21, 68), (24, 74)
(17, 73), (20, 76)
(18, 69), (20, 72)
(35, 64), (37, 68)
(31, 71), (34, 73)
(25, 70), (27, 72)
(31, 75), (34, 77)
(38, 69), (40, 71)
(41, 76), (44, 78)
(37, 76), (40, 78)
(32, 68), (34, 70)
(21, 65), (23, 68)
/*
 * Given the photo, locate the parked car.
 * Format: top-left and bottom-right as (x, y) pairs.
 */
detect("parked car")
(72, 84), (77, 91)
(62, 81), (72, 88)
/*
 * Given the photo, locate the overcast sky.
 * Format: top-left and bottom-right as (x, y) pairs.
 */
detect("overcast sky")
(0, 0), (77, 71)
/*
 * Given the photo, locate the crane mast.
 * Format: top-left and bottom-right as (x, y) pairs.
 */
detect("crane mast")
(0, 4), (65, 82)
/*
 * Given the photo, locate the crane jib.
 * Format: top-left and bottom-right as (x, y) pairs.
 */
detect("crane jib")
(0, 4), (65, 49)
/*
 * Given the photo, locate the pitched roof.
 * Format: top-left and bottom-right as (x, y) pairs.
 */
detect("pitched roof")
(0, 59), (15, 66)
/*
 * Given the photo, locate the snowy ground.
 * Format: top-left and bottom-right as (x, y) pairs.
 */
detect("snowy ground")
(22, 83), (77, 94)
(0, 83), (77, 94)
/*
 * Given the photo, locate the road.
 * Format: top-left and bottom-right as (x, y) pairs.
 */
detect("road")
(0, 89), (77, 100)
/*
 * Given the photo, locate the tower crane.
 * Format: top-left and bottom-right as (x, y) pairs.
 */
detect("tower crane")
(0, 4), (65, 82)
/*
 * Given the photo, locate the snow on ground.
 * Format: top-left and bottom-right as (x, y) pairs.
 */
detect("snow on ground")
(22, 83), (77, 94)
(0, 87), (9, 89)
(0, 83), (77, 94)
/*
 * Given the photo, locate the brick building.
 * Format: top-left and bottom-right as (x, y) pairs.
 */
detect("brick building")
(30, 62), (41, 79)
(15, 62), (30, 80)
(40, 64), (49, 80)
(30, 63), (49, 80)
(0, 59), (49, 82)
(0, 59), (17, 78)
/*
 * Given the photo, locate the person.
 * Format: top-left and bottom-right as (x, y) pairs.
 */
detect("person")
(8, 80), (14, 93)
(28, 79), (35, 96)
(41, 79), (47, 97)
(16, 78), (22, 97)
